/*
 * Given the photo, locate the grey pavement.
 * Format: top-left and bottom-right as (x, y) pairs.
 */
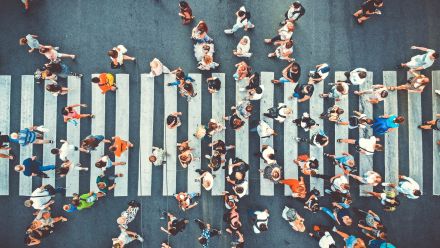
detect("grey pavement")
(1, 0), (440, 248)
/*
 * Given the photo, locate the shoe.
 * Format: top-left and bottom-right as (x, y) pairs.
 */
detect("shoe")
(204, 154), (211, 159)
(137, 235), (144, 242)
(224, 29), (234, 34)
(49, 140), (53, 144)
(54, 47), (59, 51)
(435, 90), (440, 96)
(78, 74), (83, 78)
(239, 88), (246, 92)
(337, 139), (342, 143)
(36, 125), (49, 133)
(295, 137), (301, 142)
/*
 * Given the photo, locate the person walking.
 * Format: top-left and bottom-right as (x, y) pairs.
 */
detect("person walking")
(308, 63), (330, 84)
(167, 112), (182, 129)
(272, 61), (301, 84)
(19, 34), (44, 53)
(148, 58), (170, 77)
(324, 152), (356, 174)
(109, 136), (134, 158)
(206, 76), (222, 94)
(174, 192), (200, 211)
(96, 173), (124, 197)
(149, 146), (166, 166)
(321, 202), (353, 226)
(319, 81), (349, 101)
(80, 134), (111, 153)
(264, 21), (295, 44)
(95, 155), (126, 172)
(112, 226), (144, 248)
(349, 171), (382, 186)
(308, 225), (336, 248)
(195, 169), (214, 191)
(281, 1), (306, 24)
(194, 219), (222, 247)
(9, 126), (52, 146)
(250, 120), (276, 139)
(296, 130), (329, 148)
(337, 136), (383, 155)
(288, 80), (315, 102)
(233, 36), (252, 58)
(344, 68), (368, 85)
(178, 1), (194, 25)
(267, 40), (294, 62)
(371, 114), (404, 136)
(55, 160), (88, 178)
(333, 227), (366, 248)
(347, 110), (373, 129)
(108, 45), (135, 69)
(419, 114), (440, 131)
(224, 6), (255, 34)
(224, 108), (245, 131)
(62, 104), (94, 124)
(117, 200), (141, 230)
(388, 70), (429, 93)
(160, 211), (189, 236)
(294, 154), (319, 176)
(39, 45), (76, 62)
(280, 177), (307, 198)
(400, 46), (438, 71)
(15, 156), (55, 178)
(293, 112), (318, 132)
(51, 139), (78, 161)
(24, 184), (64, 210)
(353, 0), (384, 25)
(191, 21), (213, 43)
(249, 209), (270, 234)
(382, 175), (421, 199)
(263, 103), (293, 123)
(91, 73), (117, 94)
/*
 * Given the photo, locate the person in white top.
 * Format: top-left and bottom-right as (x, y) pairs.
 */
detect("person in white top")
(268, 40), (294, 62)
(400, 46), (438, 71)
(51, 139), (78, 161)
(308, 63), (331, 84)
(338, 136), (382, 156)
(264, 21), (295, 44)
(108, 45), (135, 67)
(233, 36), (252, 58)
(330, 174), (350, 194)
(281, 1), (306, 24)
(263, 103), (293, 123)
(251, 209), (270, 234)
(344, 68), (367, 85)
(224, 6), (255, 34)
(24, 185), (58, 210)
(149, 147), (166, 166)
(251, 120), (276, 139)
(195, 169), (214, 191)
(319, 81), (349, 101)
(247, 85), (264, 100)
(349, 171), (382, 186)
(260, 145), (277, 165)
(148, 58), (170, 77)
(382, 175), (421, 199)
(233, 180), (248, 198)
(354, 84), (389, 104)
(309, 226), (336, 248)
(95, 155), (126, 172)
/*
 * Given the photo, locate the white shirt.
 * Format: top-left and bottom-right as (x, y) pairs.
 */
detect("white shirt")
(262, 146), (276, 165)
(349, 68), (367, 85)
(202, 172), (214, 191)
(278, 25), (293, 41)
(397, 176), (420, 199)
(411, 49), (436, 69)
(287, 6), (302, 20)
(316, 63), (330, 80)
(358, 136), (376, 155)
(319, 232), (336, 248)
(257, 120), (274, 138)
(253, 211), (270, 234)
(30, 188), (51, 210)
(249, 85), (264, 100)
(362, 171), (380, 186)
(331, 175), (349, 194)
(59, 141), (76, 161)
(235, 6), (249, 25)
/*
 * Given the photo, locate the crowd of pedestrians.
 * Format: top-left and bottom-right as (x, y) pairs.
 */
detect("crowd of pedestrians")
(8, 0), (438, 247)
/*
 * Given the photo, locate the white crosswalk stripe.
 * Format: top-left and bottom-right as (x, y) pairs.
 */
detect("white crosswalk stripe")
(19, 75), (34, 196)
(2, 71), (437, 197)
(66, 76), (82, 196)
(0, 76), (11, 195)
(359, 72), (374, 196)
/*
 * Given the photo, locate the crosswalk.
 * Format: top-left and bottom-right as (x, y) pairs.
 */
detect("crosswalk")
(1, 70), (439, 197)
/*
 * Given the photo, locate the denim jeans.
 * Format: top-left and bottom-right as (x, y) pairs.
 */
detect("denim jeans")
(278, 77), (291, 83)
(39, 165), (56, 172)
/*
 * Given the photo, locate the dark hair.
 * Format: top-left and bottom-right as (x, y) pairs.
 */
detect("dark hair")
(366, 119), (374, 125)
(291, 63), (299, 72)
(293, 2), (301, 8)
(310, 159), (319, 169)
(91, 77), (100, 83)
(380, 90), (389, 98)
(374, 0), (383, 4)
(268, 154), (275, 160)
(395, 116), (405, 124)
(285, 40), (293, 48)
(108, 50), (117, 58)
(197, 22), (208, 33)
(336, 85), (345, 92)
(46, 84), (59, 93)
(359, 71), (367, 79)
(255, 87), (263, 94)
(305, 84), (313, 92)
(245, 104), (253, 112)
(433, 53), (439, 59)
(109, 146), (117, 152)
(167, 115), (177, 125)
(237, 11), (246, 17)
(336, 108), (344, 115)
(175, 69), (185, 80)
(39, 47), (50, 53)
(259, 223), (268, 231)
(19, 38), (28, 45)
(235, 186), (244, 194)
(51, 148), (60, 155)
(414, 190), (421, 196)
(199, 237), (207, 245)
(95, 160), (106, 168)
(179, 1), (188, 8)
(375, 144), (384, 151)
(329, 245), (337, 248)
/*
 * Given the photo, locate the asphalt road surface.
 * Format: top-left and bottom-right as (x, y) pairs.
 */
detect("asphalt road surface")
(1, 0), (440, 248)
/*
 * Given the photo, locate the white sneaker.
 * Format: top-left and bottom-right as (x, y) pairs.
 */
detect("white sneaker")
(36, 125), (49, 133)
(137, 235), (144, 242)
(435, 90), (440, 96)
(239, 88), (246, 92)
(224, 29), (234, 34)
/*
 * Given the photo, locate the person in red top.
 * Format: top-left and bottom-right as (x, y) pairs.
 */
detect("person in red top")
(280, 176), (307, 199)
(109, 136), (134, 158)
(91, 73), (117, 94)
